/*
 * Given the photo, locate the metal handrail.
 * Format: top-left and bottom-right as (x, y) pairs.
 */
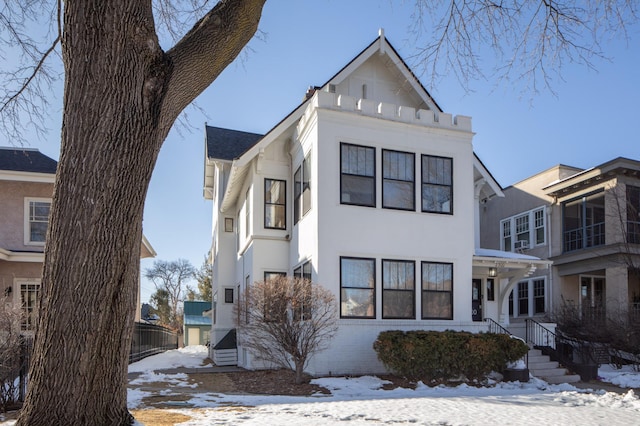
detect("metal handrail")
(485, 318), (528, 368)
(525, 318), (556, 348)
(484, 317), (510, 335)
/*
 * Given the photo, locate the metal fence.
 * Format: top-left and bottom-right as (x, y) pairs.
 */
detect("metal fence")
(11, 322), (177, 404)
(129, 322), (178, 363)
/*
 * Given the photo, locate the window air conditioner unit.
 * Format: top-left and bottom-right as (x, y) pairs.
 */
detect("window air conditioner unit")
(514, 240), (529, 251)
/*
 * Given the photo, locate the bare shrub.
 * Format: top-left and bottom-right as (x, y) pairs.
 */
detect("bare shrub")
(554, 298), (640, 368)
(235, 277), (337, 384)
(0, 304), (24, 411)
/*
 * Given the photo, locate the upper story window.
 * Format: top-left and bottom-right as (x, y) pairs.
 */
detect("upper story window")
(25, 198), (51, 245)
(563, 191), (605, 252)
(244, 188), (251, 238)
(627, 185), (640, 244)
(294, 152), (312, 224)
(421, 155), (452, 214)
(264, 179), (286, 229)
(340, 143), (375, 207)
(500, 206), (546, 252)
(382, 150), (415, 211)
(340, 256), (375, 318)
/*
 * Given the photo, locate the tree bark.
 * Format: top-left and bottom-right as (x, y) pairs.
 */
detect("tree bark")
(17, 1), (265, 424)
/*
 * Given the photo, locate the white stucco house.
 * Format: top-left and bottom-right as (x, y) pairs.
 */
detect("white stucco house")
(203, 31), (551, 376)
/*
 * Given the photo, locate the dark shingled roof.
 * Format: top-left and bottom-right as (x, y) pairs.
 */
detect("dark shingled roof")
(206, 125), (263, 161)
(0, 147), (57, 174)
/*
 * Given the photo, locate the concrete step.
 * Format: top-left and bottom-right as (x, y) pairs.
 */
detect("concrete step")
(542, 374), (581, 384)
(531, 367), (569, 378)
(528, 361), (559, 370)
(528, 349), (543, 357)
(527, 348), (582, 384)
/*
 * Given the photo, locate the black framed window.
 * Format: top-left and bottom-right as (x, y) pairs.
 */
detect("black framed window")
(421, 155), (453, 214)
(302, 153), (311, 216)
(382, 150), (415, 210)
(518, 281), (529, 315)
(341, 143), (375, 207)
(534, 279), (545, 314)
(487, 278), (495, 301)
(382, 260), (415, 319)
(224, 288), (234, 303)
(421, 262), (453, 319)
(294, 152), (312, 224)
(293, 260), (312, 281)
(292, 261), (312, 320)
(265, 179), (286, 229)
(294, 166), (302, 223)
(340, 257), (375, 318)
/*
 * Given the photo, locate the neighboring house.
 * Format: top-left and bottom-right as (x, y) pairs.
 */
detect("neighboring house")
(0, 147), (156, 330)
(203, 31), (550, 376)
(183, 300), (212, 346)
(481, 157), (640, 325)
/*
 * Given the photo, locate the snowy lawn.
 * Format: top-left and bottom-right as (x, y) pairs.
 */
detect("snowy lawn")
(2, 346), (639, 425)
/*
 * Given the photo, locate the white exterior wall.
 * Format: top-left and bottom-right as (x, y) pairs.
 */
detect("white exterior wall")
(209, 40), (490, 374)
(295, 97), (477, 375)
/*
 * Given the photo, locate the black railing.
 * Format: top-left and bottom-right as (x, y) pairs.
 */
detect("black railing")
(485, 318), (528, 368)
(563, 222), (605, 252)
(11, 322), (177, 404)
(525, 318), (601, 380)
(129, 322), (178, 363)
(484, 318), (510, 335)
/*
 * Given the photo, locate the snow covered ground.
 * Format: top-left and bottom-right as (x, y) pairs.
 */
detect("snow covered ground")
(2, 346), (639, 425)
(127, 346), (639, 425)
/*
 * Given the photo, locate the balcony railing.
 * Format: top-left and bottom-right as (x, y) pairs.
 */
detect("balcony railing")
(563, 222), (605, 252)
(627, 220), (640, 244)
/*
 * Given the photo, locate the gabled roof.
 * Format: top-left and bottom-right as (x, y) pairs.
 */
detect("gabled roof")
(205, 30), (470, 211)
(183, 300), (212, 315)
(0, 147), (57, 174)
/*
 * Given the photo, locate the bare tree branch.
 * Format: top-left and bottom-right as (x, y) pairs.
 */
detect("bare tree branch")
(410, 0), (639, 96)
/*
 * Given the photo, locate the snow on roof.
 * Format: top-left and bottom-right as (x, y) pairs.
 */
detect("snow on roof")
(474, 248), (541, 261)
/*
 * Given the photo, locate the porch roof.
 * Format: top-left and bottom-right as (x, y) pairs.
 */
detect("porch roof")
(473, 247), (552, 271)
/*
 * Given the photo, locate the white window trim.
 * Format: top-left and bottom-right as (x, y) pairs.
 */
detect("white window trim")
(24, 197), (52, 246)
(500, 206), (546, 251)
(510, 276), (547, 318)
(15, 277), (41, 332)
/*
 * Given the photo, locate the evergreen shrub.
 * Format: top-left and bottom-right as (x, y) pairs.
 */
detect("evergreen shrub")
(373, 330), (528, 383)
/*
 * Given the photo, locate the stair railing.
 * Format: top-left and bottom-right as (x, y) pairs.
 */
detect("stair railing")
(485, 318), (528, 368)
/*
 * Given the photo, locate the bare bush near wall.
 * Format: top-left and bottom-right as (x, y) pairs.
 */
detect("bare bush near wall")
(0, 304), (23, 411)
(236, 277), (338, 384)
(554, 299), (640, 368)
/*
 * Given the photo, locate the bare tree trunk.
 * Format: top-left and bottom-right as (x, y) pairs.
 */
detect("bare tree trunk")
(17, 1), (265, 424)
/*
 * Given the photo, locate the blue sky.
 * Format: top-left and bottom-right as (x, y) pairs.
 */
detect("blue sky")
(20, 1), (640, 302)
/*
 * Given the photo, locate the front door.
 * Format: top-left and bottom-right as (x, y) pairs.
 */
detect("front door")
(472, 279), (482, 321)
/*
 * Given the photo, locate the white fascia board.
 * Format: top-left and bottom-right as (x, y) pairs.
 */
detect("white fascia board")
(473, 156), (504, 198)
(141, 234), (157, 258)
(473, 255), (552, 270)
(219, 101), (310, 213)
(0, 248), (45, 262)
(325, 37), (439, 112)
(0, 170), (55, 183)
